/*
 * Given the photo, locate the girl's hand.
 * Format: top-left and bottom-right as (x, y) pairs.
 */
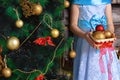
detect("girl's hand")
(84, 32), (101, 49)
(112, 32), (117, 44)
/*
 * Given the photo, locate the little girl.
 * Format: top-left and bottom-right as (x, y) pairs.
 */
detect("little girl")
(70, 0), (120, 80)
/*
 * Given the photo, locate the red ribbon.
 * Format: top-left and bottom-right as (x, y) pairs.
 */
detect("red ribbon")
(33, 36), (55, 46)
(99, 42), (114, 80)
(108, 48), (113, 80)
(35, 74), (45, 80)
(99, 41), (113, 49)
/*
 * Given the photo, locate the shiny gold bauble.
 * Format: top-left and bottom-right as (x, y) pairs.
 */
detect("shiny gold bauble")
(104, 30), (112, 38)
(69, 50), (76, 58)
(15, 19), (24, 28)
(64, 0), (70, 8)
(92, 31), (105, 40)
(66, 72), (72, 78)
(51, 29), (60, 38)
(33, 4), (43, 15)
(2, 68), (12, 78)
(7, 36), (20, 50)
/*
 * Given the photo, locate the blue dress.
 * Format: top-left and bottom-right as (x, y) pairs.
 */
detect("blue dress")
(72, 0), (120, 80)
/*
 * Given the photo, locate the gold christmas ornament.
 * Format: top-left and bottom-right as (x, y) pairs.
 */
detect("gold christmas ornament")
(2, 67), (12, 78)
(64, 0), (70, 8)
(51, 29), (60, 38)
(33, 4), (42, 15)
(104, 30), (112, 38)
(20, 0), (42, 17)
(66, 72), (72, 79)
(69, 50), (76, 58)
(15, 19), (24, 28)
(7, 36), (20, 50)
(92, 31), (105, 40)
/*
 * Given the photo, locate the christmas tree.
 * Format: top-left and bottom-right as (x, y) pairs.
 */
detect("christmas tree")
(0, 0), (74, 80)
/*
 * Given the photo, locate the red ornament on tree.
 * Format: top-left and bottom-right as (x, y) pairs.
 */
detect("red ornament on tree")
(35, 74), (45, 80)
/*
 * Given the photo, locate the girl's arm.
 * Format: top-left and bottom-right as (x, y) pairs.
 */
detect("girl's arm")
(70, 4), (85, 38)
(105, 4), (114, 33)
(70, 4), (97, 48)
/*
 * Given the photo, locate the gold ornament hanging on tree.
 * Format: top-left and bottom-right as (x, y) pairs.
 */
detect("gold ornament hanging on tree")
(15, 19), (24, 28)
(43, 14), (60, 38)
(69, 50), (76, 58)
(51, 29), (60, 38)
(1, 55), (12, 78)
(64, 0), (70, 8)
(20, 0), (43, 17)
(13, 8), (24, 28)
(32, 4), (43, 15)
(2, 67), (12, 78)
(7, 36), (20, 50)
(69, 40), (76, 58)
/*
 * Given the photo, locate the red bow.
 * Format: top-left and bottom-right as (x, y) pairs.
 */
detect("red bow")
(99, 42), (114, 80)
(35, 74), (45, 80)
(33, 36), (55, 46)
(99, 42), (113, 49)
